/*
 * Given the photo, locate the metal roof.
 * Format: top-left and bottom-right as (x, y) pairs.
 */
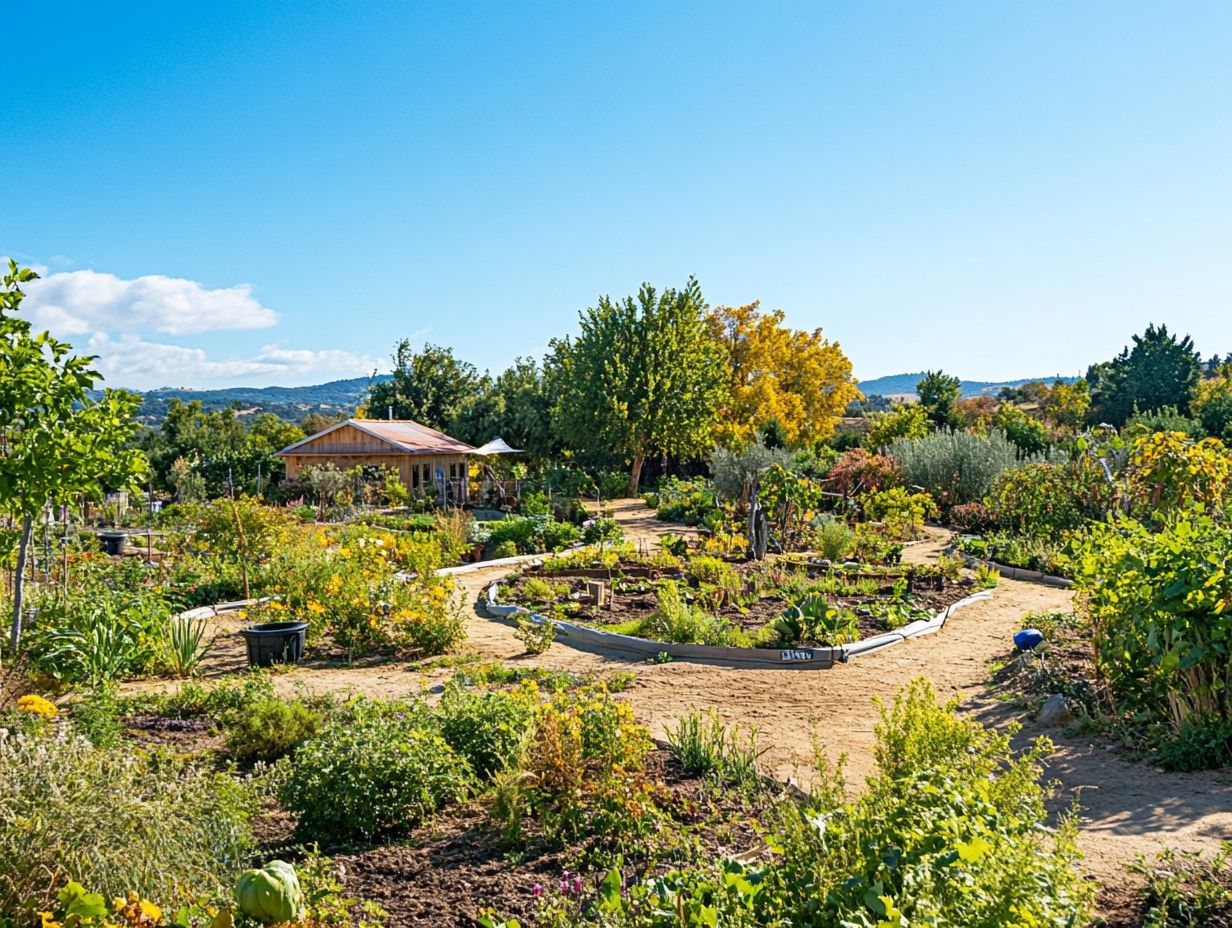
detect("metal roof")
(276, 419), (477, 456)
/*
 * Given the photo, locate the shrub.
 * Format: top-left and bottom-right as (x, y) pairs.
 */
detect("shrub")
(824, 448), (902, 498)
(709, 442), (794, 502)
(488, 515), (580, 554)
(771, 680), (1090, 926)
(862, 486), (938, 539)
(0, 731), (254, 916)
(492, 539), (519, 559)
(988, 462), (1085, 537)
(948, 500), (995, 534)
(543, 680), (1091, 927)
(281, 714), (473, 841)
(223, 698), (324, 764)
(864, 402), (930, 449)
(515, 686), (657, 842)
(436, 684), (537, 780)
(582, 517), (625, 546)
(649, 477), (719, 525)
(514, 615), (557, 655)
(810, 515), (855, 561)
(1153, 715), (1232, 772)
(889, 429), (1043, 508)
(1070, 515), (1232, 743)
(1125, 431), (1231, 517)
(641, 581), (747, 647)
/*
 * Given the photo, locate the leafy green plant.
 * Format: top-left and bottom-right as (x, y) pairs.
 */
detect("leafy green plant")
(973, 563), (1000, 590)
(280, 713), (473, 841)
(775, 592), (860, 646)
(436, 683), (537, 780)
(514, 614), (557, 655)
(1129, 843), (1232, 927)
(810, 515), (855, 561)
(1070, 515), (1232, 748)
(641, 581), (747, 647)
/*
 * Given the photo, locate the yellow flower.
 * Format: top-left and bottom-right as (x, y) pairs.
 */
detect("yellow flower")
(17, 694), (57, 719)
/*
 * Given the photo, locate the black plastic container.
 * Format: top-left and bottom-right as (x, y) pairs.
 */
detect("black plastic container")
(97, 531), (128, 555)
(240, 621), (308, 667)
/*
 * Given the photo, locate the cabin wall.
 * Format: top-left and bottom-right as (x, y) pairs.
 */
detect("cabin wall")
(282, 451), (469, 503)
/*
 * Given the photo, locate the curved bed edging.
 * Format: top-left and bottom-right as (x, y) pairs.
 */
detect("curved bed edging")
(483, 584), (994, 669)
(961, 555), (1073, 589)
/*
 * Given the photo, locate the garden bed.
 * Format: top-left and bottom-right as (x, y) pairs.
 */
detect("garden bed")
(486, 555), (993, 668)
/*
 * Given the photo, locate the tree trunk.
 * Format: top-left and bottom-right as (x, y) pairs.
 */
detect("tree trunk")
(10, 514), (34, 651)
(628, 453), (646, 499)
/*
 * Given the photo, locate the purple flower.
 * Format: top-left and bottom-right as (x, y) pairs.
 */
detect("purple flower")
(572, 876), (585, 894)
(532, 883), (543, 898)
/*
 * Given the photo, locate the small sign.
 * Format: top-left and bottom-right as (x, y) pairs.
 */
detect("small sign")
(779, 649), (816, 662)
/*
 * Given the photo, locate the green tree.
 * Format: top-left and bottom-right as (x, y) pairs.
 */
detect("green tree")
(916, 370), (962, 428)
(548, 278), (727, 496)
(450, 357), (555, 454)
(992, 404), (1049, 457)
(0, 261), (145, 647)
(1087, 324), (1202, 427)
(367, 341), (480, 431)
(864, 402), (930, 449)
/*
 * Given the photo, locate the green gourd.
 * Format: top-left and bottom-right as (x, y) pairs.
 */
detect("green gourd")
(235, 860), (304, 924)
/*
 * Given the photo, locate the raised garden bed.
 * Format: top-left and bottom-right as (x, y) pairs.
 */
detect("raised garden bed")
(486, 555), (992, 668)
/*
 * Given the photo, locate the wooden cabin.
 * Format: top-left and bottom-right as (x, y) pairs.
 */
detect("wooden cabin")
(276, 419), (476, 504)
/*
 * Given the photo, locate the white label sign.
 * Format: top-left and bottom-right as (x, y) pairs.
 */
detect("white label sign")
(779, 649), (816, 662)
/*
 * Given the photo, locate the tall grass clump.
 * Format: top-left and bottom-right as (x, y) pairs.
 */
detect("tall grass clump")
(889, 429), (1050, 508)
(0, 731), (254, 916)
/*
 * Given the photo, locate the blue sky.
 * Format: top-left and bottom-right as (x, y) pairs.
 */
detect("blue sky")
(5, 1), (1230, 389)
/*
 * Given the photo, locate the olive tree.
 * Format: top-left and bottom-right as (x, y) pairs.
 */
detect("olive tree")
(0, 261), (145, 648)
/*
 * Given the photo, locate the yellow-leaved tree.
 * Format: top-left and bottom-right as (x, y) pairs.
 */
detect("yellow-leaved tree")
(709, 302), (861, 448)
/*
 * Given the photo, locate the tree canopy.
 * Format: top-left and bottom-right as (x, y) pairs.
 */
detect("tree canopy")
(549, 278), (727, 495)
(0, 261), (146, 645)
(709, 302), (860, 448)
(367, 341), (480, 431)
(1087, 324), (1201, 427)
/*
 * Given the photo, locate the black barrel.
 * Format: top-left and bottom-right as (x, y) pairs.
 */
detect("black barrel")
(240, 621), (308, 667)
(97, 531), (128, 555)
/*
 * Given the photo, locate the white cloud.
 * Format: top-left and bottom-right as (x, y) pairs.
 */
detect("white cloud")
(22, 269), (278, 335)
(87, 334), (383, 390)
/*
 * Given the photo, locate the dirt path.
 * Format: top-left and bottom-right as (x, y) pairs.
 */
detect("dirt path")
(145, 500), (1232, 896)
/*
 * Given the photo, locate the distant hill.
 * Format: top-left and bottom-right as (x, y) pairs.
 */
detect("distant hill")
(858, 372), (1079, 399)
(111, 375), (392, 423)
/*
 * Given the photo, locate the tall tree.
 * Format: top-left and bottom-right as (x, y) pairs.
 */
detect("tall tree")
(450, 357), (555, 454)
(709, 302), (861, 448)
(367, 341), (481, 431)
(549, 278), (727, 495)
(916, 370), (962, 428)
(0, 261), (145, 647)
(1087, 324), (1202, 427)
